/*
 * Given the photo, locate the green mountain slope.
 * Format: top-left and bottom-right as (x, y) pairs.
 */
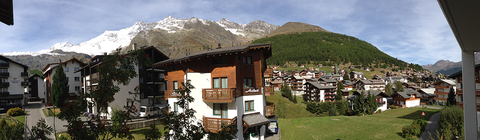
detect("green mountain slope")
(252, 32), (423, 70)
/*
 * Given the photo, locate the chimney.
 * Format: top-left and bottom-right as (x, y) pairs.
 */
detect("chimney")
(217, 43), (221, 49)
(132, 43), (136, 51)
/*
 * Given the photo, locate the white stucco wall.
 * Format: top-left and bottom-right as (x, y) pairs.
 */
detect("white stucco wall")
(377, 97), (387, 112)
(48, 62), (83, 95)
(37, 77), (46, 99)
(8, 63), (26, 97)
(405, 99), (420, 108)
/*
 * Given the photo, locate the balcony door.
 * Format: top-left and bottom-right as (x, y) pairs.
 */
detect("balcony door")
(213, 103), (228, 118)
(213, 77), (228, 89)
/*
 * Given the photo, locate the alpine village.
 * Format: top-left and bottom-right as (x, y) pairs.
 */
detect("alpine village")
(0, 2), (474, 140)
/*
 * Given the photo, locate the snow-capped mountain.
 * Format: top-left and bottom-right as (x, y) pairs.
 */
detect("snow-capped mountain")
(2, 16), (278, 56)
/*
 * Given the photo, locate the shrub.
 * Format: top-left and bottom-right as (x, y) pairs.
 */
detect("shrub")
(438, 106), (464, 139)
(0, 119), (6, 128)
(377, 109), (382, 114)
(7, 107), (25, 116)
(389, 105), (398, 109)
(401, 119), (427, 139)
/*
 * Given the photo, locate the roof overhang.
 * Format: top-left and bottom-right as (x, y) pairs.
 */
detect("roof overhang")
(0, 0), (13, 25)
(438, 0), (480, 52)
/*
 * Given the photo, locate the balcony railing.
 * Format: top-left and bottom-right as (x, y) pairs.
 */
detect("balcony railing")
(0, 63), (9, 67)
(202, 88), (236, 103)
(203, 116), (237, 133)
(0, 92), (9, 96)
(265, 103), (275, 117)
(21, 82), (28, 87)
(264, 86), (274, 96)
(0, 82), (9, 88)
(0, 72), (9, 77)
(21, 72), (28, 77)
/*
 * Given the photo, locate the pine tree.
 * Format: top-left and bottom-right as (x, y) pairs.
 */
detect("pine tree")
(335, 82), (344, 101)
(51, 65), (69, 107)
(447, 87), (456, 106)
(395, 81), (404, 92)
(293, 93), (298, 104)
(343, 73), (350, 80)
(385, 83), (394, 96)
(412, 76), (419, 83)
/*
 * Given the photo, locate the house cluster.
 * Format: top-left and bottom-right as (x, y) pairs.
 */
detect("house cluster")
(267, 65), (462, 112)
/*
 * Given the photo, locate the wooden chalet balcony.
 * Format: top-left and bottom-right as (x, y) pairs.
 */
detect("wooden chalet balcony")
(265, 103), (275, 117)
(0, 82), (9, 88)
(0, 72), (9, 77)
(264, 86), (274, 96)
(0, 63), (9, 67)
(456, 88), (480, 95)
(264, 69), (273, 78)
(203, 116), (237, 132)
(202, 88), (236, 103)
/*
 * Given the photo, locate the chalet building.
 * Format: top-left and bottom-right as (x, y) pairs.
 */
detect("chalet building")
(448, 65), (480, 110)
(304, 81), (336, 102)
(349, 71), (365, 80)
(291, 76), (312, 95)
(418, 88), (435, 105)
(432, 79), (456, 105)
(43, 58), (86, 106)
(28, 74), (45, 101)
(0, 55), (29, 113)
(355, 80), (386, 91)
(391, 88), (420, 108)
(387, 76), (407, 84)
(342, 80), (355, 90)
(318, 78), (338, 87)
(152, 44), (273, 140)
(347, 90), (390, 112)
(75, 46), (169, 118)
(263, 68), (274, 96)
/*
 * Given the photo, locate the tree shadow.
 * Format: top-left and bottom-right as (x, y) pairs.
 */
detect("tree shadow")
(397, 109), (438, 120)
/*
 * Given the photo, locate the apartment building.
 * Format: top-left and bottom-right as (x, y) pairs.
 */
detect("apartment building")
(355, 80), (386, 91)
(0, 55), (29, 113)
(432, 79), (456, 105)
(43, 58), (85, 106)
(448, 65), (480, 110)
(153, 43), (273, 140)
(304, 81), (336, 102)
(75, 46), (169, 118)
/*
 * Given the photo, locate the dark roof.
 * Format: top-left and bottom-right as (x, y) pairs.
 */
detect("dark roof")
(392, 88), (419, 99)
(0, 0), (13, 25)
(0, 55), (28, 68)
(354, 90), (390, 98)
(243, 112), (270, 128)
(449, 64), (480, 78)
(153, 43), (271, 67)
(305, 81), (336, 89)
(319, 78), (337, 83)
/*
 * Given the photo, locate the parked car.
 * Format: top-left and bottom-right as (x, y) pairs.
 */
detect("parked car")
(139, 106), (161, 118)
(267, 115), (278, 134)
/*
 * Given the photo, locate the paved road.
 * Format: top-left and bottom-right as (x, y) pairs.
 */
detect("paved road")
(419, 113), (440, 140)
(24, 101), (55, 140)
(265, 127), (280, 140)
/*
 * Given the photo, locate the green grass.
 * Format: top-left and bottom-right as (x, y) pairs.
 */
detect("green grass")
(30, 69), (43, 77)
(279, 107), (440, 140)
(0, 114), (26, 124)
(57, 124), (167, 140)
(427, 105), (443, 108)
(266, 92), (314, 119)
(42, 108), (60, 117)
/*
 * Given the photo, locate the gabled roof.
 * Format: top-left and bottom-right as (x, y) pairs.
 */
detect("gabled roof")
(42, 57), (85, 73)
(354, 90), (390, 98)
(319, 78), (337, 83)
(153, 43), (271, 67)
(0, 55), (28, 68)
(392, 88), (419, 99)
(433, 79), (456, 86)
(305, 81), (336, 89)
(357, 80), (385, 85)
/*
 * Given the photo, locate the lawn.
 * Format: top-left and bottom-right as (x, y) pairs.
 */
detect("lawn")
(266, 92), (314, 119)
(0, 114), (26, 124)
(57, 124), (167, 140)
(42, 108), (61, 117)
(279, 107), (440, 140)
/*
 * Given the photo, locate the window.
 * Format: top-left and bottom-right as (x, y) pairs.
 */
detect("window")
(75, 86), (80, 91)
(174, 102), (178, 113)
(74, 67), (79, 71)
(1, 78), (7, 82)
(173, 65), (177, 71)
(212, 58), (228, 65)
(165, 81), (168, 90)
(244, 78), (253, 88)
(213, 77), (228, 89)
(173, 81), (178, 90)
(66, 77), (69, 81)
(245, 100), (254, 111)
(243, 56), (252, 64)
(74, 77), (80, 81)
(213, 103), (228, 118)
(64, 67), (69, 72)
(0, 68), (7, 72)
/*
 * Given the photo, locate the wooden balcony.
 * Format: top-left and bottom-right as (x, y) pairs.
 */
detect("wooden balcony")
(202, 88), (236, 103)
(456, 88), (480, 95)
(203, 116), (237, 132)
(264, 68), (273, 78)
(264, 86), (274, 96)
(265, 103), (275, 117)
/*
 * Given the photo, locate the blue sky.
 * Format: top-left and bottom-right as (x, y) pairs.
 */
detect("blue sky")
(0, 0), (460, 65)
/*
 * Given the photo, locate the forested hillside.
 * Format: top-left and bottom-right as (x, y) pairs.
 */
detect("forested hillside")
(252, 32), (423, 71)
